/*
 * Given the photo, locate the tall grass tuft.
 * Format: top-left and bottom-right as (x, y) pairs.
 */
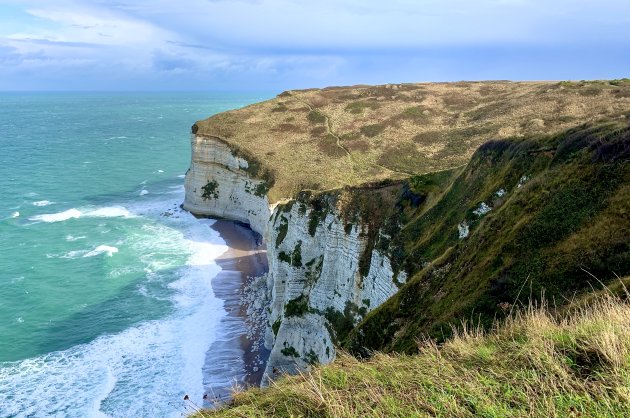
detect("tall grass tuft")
(194, 290), (630, 417)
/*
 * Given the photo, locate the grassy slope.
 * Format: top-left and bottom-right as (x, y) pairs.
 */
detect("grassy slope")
(197, 293), (630, 417)
(347, 121), (630, 354)
(193, 80), (630, 202)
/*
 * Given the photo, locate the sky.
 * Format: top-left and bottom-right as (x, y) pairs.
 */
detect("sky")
(0, 0), (629, 91)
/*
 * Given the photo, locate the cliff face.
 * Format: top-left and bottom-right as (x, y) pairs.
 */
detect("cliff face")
(185, 81), (630, 382)
(264, 197), (405, 374)
(184, 134), (404, 375)
(183, 135), (270, 236)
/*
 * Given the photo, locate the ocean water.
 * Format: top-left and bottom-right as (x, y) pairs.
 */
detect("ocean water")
(0, 92), (270, 417)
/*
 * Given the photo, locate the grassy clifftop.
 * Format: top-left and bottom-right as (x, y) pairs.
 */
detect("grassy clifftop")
(196, 293), (630, 417)
(193, 80), (630, 202)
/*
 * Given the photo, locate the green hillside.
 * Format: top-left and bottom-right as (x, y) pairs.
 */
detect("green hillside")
(347, 121), (630, 354)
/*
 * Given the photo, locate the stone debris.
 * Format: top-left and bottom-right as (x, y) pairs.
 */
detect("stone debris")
(517, 175), (530, 188)
(473, 202), (492, 216)
(458, 221), (470, 239)
(240, 273), (270, 352)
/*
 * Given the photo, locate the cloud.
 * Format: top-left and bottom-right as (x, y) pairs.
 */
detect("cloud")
(151, 50), (195, 72)
(19, 7), (177, 46)
(7, 37), (101, 48)
(0, 0), (628, 90)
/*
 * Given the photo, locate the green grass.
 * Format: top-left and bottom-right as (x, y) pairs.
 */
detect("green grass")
(194, 293), (630, 417)
(193, 80), (630, 202)
(347, 121), (630, 354)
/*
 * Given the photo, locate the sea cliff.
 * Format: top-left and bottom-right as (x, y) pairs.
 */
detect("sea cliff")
(184, 134), (405, 376)
(183, 135), (271, 236)
(184, 80), (630, 381)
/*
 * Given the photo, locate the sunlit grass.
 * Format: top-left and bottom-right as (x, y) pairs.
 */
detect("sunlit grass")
(193, 291), (630, 417)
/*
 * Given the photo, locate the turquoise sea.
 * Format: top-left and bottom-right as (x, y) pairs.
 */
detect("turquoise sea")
(0, 92), (270, 417)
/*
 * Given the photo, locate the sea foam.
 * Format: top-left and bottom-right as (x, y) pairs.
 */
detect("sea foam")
(66, 235), (86, 242)
(30, 208), (81, 222)
(83, 245), (119, 258)
(0, 195), (230, 417)
(29, 206), (132, 223)
(32, 200), (54, 207)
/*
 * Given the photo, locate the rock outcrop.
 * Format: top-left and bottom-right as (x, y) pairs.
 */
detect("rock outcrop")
(183, 135), (270, 236)
(184, 133), (405, 378)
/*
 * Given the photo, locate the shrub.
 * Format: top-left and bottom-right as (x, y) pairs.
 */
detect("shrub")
(278, 251), (291, 263)
(344, 101), (380, 114)
(291, 241), (303, 267)
(272, 319), (281, 336)
(275, 216), (289, 248)
(280, 346), (300, 357)
(307, 110), (326, 124)
(359, 123), (385, 138)
(201, 180), (219, 200)
(285, 295), (309, 317)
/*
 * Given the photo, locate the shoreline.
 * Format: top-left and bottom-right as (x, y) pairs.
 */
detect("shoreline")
(201, 220), (269, 404)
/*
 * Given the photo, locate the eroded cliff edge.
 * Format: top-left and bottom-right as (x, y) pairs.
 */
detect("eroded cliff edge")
(184, 133), (407, 375)
(183, 135), (271, 236)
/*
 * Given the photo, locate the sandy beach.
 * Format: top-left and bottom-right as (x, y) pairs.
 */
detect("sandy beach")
(201, 220), (269, 405)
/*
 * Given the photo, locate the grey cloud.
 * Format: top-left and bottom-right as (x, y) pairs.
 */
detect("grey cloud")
(70, 24), (97, 29)
(151, 50), (195, 72)
(8, 37), (102, 48)
(165, 40), (216, 51)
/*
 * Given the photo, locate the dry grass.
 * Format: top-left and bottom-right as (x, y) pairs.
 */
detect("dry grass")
(194, 289), (630, 417)
(193, 80), (630, 202)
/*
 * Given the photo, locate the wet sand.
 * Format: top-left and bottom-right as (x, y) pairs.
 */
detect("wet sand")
(201, 220), (269, 405)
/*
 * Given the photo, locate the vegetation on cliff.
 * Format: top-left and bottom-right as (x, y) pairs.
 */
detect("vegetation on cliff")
(256, 120), (630, 350)
(346, 121), (630, 353)
(195, 292), (630, 417)
(193, 80), (630, 202)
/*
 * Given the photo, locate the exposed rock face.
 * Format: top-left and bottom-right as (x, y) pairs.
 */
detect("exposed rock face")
(264, 201), (406, 376)
(183, 135), (270, 236)
(184, 134), (405, 378)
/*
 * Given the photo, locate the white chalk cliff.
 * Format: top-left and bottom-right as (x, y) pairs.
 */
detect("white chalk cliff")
(183, 135), (270, 236)
(184, 134), (406, 379)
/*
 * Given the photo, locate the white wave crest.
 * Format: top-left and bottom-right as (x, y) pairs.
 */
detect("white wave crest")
(11, 211), (20, 218)
(33, 200), (54, 207)
(30, 208), (81, 223)
(83, 245), (119, 258)
(66, 235), (86, 242)
(29, 206), (133, 223)
(61, 250), (88, 259)
(86, 207), (132, 218)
